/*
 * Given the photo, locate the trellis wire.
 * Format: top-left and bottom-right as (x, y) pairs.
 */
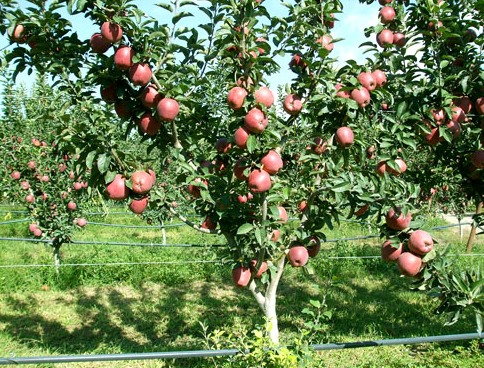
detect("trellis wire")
(0, 333), (481, 365)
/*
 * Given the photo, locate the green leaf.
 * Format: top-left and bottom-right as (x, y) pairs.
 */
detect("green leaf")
(246, 134), (257, 153)
(96, 153), (111, 174)
(254, 227), (262, 245)
(237, 223), (254, 235)
(86, 150), (97, 170)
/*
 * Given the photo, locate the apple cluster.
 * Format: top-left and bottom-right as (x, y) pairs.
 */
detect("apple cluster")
(375, 0), (406, 49)
(336, 69), (387, 109)
(105, 170), (157, 215)
(91, 21), (180, 137)
(382, 207), (435, 277)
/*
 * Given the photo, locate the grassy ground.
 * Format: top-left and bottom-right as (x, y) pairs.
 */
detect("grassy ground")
(0, 206), (483, 367)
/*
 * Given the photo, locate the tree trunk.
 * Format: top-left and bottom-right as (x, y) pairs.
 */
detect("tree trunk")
(53, 244), (61, 276)
(466, 201), (483, 254)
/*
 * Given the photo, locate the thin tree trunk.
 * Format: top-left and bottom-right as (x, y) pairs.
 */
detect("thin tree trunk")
(466, 201), (483, 254)
(53, 244), (61, 276)
(264, 255), (286, 344)
(161, 220), (166, 245)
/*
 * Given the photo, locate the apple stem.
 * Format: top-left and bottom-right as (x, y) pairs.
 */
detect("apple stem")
(168, 206), (221, 235)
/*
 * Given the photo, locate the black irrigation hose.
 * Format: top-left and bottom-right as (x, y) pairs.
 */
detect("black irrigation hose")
(0, 333), (481, 365)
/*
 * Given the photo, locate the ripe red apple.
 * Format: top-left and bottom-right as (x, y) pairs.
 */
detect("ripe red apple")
(234, 126), (250, 149)
(131, 170), (153, 195)
(277, 206), (288, 223)
(324, 13), (335, 28)
(431, 108), (446, 124)
(453, 96), (472, 114)
(250, 259), (268, 278)
(90, 33), (111, 54)
(371, 70), (387, 88)
(40, 175), (49, 182)
(289, 53), (307, 72)
(351, 87), (371, 108)
(227, 86), (247, 110)
(335, 127), (354, 148)
(357, 72), (376, 91)
(307, 236), (321, 257)
(10, 24), (26, 43)
(100, 83), (118, 103)
(139, 112), (161, 136)
(283, 94), (303, 115)
(20, 181), (30, 190)
(29, 223), (38, 233)
(106, 174), (130, 200)
(385, 207), (411, 231)
(379, 0), (393, 4)
(397, 252), (422, 277)
(129, 196), (149, 214)
(129, 63), (152, 86)
(377, 29), (394, 47)
(73, 182), (83, 191)
(424, 127), (443, 146)
(408, 230), (434, 255)
(335, 84), (350, 99)
(381, 240), (403, 262)
(187, 178), (207, 198)
(386, 158), (407, 176)
(298, 200), (308, 212)
(355, 204), (369, 217)
(232, 266), (251, 287)
(287, 246), (309, 267)
(475, 97), (484, 115)
(317, 35), (334, 52)
(25, 194), (35, 203)
(201, 216), (217, 230)
(446, 120), (461, 139)
(471, 150), (484, 169)
(451, 106), (465, 124)
(261, 150), (283, 175)
(392, 32), (406, 47)
(101, 21), (123, 43)
(140, 85), (161, 108)
(11, 171), (20, 180)
(254, 86), (274, 108)
(67, 201), (77, 211)
(270, 229), (280, 242)
(379, 6), (396, 24)
(244, 108), (268, 134)
(76, 218), (87, 227)
(233, 158), (249, 181)
(157, 98), (180, 121)
(248, 169), (272, 193)
(114, 45), (134, 70)
(28, 160), (36, 170)
(33, 228), (42, 237)
(114, 101), (131, 119)
(237, 194), (247, 203)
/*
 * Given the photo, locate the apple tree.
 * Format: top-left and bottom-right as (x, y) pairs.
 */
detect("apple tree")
(1, 0), (483, 343)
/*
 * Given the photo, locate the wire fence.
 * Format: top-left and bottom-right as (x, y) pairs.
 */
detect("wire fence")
(0, 332), (481, 365)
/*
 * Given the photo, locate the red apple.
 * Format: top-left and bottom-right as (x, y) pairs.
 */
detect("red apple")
(20, 181), (30, 190)
(424, 127), (443, 146)
(227, 86), (247, 110)
(234, 126), (250, 149)
(287, 246), (309, 267)
(101, 21), (123, 43)
(100, 83), (118, 103)
(187, 178), (207, 198)
(76, 218), (87, 227)
(248, 169), (272, 193)
(201, 216), (217, 230)
(232, 266), (251, 287)
(307, 236), (321, 257)
(408, 230), (434, 255)
(250, 259), (268, 278)
(289, 53), (307, 72)
(131, 170), (153, 194)
(431, 108), (446, 124)
(283, 94), (303, 115)
(67, 201), (77, 211)
(351, 87), (371, 108)
(355, 204), (369, 217)
(385, 207), (411, 231)
(157, 98), (180, 121)
(114, 45), (134, 70)
(254, 86), (274, 108)
(244, 108), (268, 134)
(335, 84), (350, 99)
(73, 182), (83, 191)
(139, 112), (161, 136)
(11, 171), (20, 180)
(397, 252), (422, 277)
(335, 127), (354, 148)
(10, 24), (26, 43)
(357, 72), (376, 91)
(129, 63), (152, 86)
(28, 160), (36, 170)
(386, 158), (407, 176)
(371, 70), (387, 88)
(233, 158), (249, 181)
(471, 150), (484, 169)
(453, 96), (472, 114)
(129, 197), (149, 214)
(261, 150), (283, 175)
(381, 240), (403, 262)
(215, 137), (232, 154)
(317, 35), (334, 52)
(475, 97), (484, 115)
(277, 206), (288, 223)
(377, 29), (394, 47)
(392, 32), (406, 47)
(33, 228), (42, 237)
(446, 120), (461, 139)
(450, 106), (465, 124)
(379, 6), (396, 24)
(25, 194), (35, 203)
(29, 223), (38, 233)
(312, 137), (327, 154)
(140, 85), (161, 108)
(106, 174), (130, 200)
(237, 194), (247, 203)
(379, 0), (393, 4)
(298, 200), (308, 212)
(270, 229), (280, 242)
(90, 33), (111, 54)
(114, 101), (131, 119)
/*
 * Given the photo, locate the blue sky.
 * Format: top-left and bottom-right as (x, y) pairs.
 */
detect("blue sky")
(1, 0), (380, 90)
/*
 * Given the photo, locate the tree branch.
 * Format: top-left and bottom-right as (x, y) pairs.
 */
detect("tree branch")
(168, 206), (221, 235)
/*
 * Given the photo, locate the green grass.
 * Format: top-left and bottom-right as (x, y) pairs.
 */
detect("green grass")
(0, 206), (483, 367)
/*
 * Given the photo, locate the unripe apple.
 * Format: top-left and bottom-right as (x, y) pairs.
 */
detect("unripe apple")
(101, 22), (123, 43)
(287, 246), (309, 267)
(261, 150), (283, 175)
(131, 170), (153, 195)
(106, 174), (130, 201)
(114, 45), (134, 70)
(408, 230), (434, 255)
(90, 33), (111, 54)
(379, 6), (396, 24)
(357, 72), (376, 91)
(335, 127), (354, 148)
(244, 108), (268, 134)
(129, 63), (152, 86)
(381, 240), (403, 262)
(139, 112), (161, 136)
(283, 94), (303, 115)
(157, 98), (180, 121)
(377, 29), (394, 47)
(385, 208), (411, 231)
(248, 169), (272, 193)
(227, 86), (247, 110)
(254, 86), (274, 108)
(397, 252), (422, 277)
(351, 87), (371, 108)
(232, 266), (251, 287)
